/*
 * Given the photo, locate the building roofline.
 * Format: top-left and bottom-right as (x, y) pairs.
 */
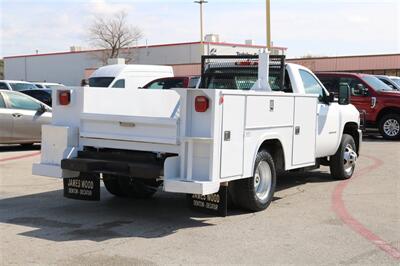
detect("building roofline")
(288, 53), (400, 61)
(4, 41), (287, 59)
(314, 72), (370, 76)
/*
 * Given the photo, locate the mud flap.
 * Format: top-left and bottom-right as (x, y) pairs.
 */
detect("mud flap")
(63, 173), (100, 201)
(187, 185), (228, 217)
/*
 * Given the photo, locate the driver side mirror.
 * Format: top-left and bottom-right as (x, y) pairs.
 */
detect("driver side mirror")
(356, 84), (369, 96)
(338, 83), (351, 105)
(362, 88), (369, 96)
(326, 92), (335, 103)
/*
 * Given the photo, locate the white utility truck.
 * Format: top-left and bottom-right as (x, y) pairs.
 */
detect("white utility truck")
(88, 64), (174, 89)
(33, 53), (361, 214)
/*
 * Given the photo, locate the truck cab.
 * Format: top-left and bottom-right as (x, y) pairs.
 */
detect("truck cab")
(317, 72), (400, 140)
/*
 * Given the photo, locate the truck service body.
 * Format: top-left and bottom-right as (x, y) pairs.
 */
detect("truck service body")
(33, 54), (361, 212)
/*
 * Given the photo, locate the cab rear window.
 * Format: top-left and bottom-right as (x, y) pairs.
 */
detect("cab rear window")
(204, 68), (284, 91)
(89, 77), (115, 88)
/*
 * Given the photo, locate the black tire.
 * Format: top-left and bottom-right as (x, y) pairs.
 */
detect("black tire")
(330, 134), (357, 180)
(103, 174), (126, 197)
(230, 150), (276, 212)
(378, 113), (400, 140)
(118, 177), (159, 199)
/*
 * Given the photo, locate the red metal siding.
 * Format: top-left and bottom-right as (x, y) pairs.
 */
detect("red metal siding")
(172, 64), (201, 76)
(288, 54), (400, 72)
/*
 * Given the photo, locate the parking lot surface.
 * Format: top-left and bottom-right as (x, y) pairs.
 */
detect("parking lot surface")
(0, 136), (399, 265)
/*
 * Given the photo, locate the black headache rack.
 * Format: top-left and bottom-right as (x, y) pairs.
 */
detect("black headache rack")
(200, 54), (286, 91)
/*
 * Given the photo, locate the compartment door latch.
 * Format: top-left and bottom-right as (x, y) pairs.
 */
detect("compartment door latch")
(224, 131), (231, 141)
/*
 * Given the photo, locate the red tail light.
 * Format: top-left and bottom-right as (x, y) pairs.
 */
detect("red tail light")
(195, 96), (209, 112)
(58, 90), (71, 105)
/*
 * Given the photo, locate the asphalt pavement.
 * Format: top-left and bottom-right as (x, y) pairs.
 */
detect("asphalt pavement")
(0, 136), (399, 265)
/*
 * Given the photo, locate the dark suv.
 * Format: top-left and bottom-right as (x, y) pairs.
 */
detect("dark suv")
(316, 72), (400, 139)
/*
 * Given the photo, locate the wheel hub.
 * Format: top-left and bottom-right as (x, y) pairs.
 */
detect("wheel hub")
(254, 161), (272, 202)
(343, 144), (357, 175)
(383, 119), (400, 137)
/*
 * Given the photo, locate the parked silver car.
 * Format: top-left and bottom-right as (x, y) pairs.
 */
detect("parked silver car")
(0, 90), (51, 145)
(375, 75), (400, 91)
(0, 80), (38, 91)
(33, 82), (65, 90)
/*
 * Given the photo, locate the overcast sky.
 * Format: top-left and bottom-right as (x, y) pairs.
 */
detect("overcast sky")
(0, 0), (399, 58)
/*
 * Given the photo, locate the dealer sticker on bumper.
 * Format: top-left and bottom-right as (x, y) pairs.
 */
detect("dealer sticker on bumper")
(63, 174), (100, 201)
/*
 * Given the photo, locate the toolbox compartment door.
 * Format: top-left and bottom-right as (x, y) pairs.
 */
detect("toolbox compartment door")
(292, 96), (317, 165)
(220, 95), (245, 178)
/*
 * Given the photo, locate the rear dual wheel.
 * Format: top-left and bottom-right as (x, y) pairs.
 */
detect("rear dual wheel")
(103, 174), (159, 199)
(230, 150), (276, 212)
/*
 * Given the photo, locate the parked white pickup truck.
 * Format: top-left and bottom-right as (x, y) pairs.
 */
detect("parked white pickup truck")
(33, 53), (361, 213)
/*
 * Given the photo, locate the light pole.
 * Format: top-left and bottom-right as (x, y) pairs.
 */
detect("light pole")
(266, 0), (271, 51)
(194, 0), (208, 45)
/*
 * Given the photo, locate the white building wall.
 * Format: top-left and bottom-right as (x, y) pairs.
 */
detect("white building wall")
(4, 43), (269, 86)
(134, 43), (202, 64)
(4, 52), (102, 86)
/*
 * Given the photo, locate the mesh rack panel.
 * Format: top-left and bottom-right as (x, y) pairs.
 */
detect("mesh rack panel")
(200, 55), (286, 91)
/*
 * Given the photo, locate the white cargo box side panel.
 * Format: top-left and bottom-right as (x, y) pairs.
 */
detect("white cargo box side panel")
(243, 127), (294, 176)
(243, 94), (295, 175)
(246, 96), (294, 128)
(32, 125), (79, 178)
(220, 95), (245, 178)
(292, 96), (317, 165)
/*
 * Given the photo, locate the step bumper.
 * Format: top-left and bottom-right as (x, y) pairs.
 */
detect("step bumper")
(163, 178), (220, 195)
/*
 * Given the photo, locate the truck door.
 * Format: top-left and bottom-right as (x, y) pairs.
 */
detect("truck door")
(299, 70), (340, 157)
(339, 77), (375, 122)
(220, 95), (245, 178)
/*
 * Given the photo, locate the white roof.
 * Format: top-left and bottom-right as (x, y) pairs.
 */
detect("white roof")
(376, 75), (400, 79)
(0, 80), (35, 84)
(33, 82), (63, 86)
(90, 64), (173, 78)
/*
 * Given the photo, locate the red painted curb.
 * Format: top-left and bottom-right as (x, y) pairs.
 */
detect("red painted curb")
(0, 152), (41, 162)
(332, 155), (400, 260)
